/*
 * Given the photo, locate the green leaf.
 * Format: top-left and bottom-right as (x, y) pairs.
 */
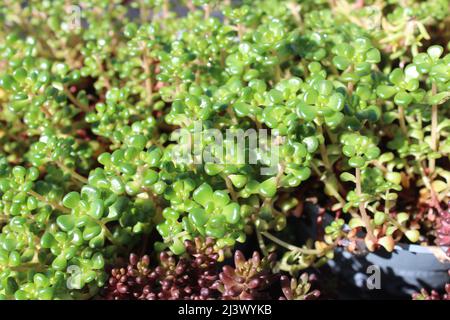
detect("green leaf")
(259, 177), (277, 198)
(324, 112), (344, 128)
(348, 156), (365, 168)
(223, 203), (241, 224)
(83, 224), (102, 240)
(427, 45), (443, 60)
(394, 91), (412, 106)
(56, 215), (75, 232)
(189, 208), (208, 228)
(62, 192), (80, 209)
(378, 236), (394, 252)
(405, 230), (420, 243)
(365, 48), (381, 63)
(348, 217), (364, 229)
(302, 137), (319, 153)
(317, 80), (333, 96)
(228, 174), (247, 188)
(342, 145), (356, 157)
(396, 212), (409, 224)
(88, 199), (104, 219)
(212, 190), (230, 208)
(52, 255), (67, 271)
(385, 172), (401, 185)
(340, 172), (356, 183)
(428, 91), (450, 105)
(234, 102), (251, 117)
(376, 85), (397, 99)
(333, 56), (350, 70)
(374, 211), (386, 225)
(193, 183), (214, 207)
(296, 103), (317, 121)
(327, 93), (344, 112)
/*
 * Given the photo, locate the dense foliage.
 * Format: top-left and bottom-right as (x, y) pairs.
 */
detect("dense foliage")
(0, 0), (449, 299)
(102, 238), (319, 300)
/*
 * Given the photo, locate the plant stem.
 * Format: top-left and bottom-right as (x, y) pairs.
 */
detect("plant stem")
(430, 82), (438, 174)
(203, 3), (210, 19)
(317, 125), (346, 195)
(27, 190), (70, 214)
(223, 175), (238, 202)
(261, 231), (325, 255)
(56, 161), (88, 184)
(386, 214), (407, 233)
(7, 262), (47, 272)
(139, 0), (149, 22)
(419, 164), (444, 214)
(256, 229), (269, 256)
(64, 87), (90, 113)
(95, 57), (111, 90)
(398, 105), (408, 138)
(355, 168), (376, 242)
(142, 47), (153, 106)
(311, 162), (345, 206)
(99, 221), (120, 246)
(318, 126), (332, 169)
(162, 0), (169, 18)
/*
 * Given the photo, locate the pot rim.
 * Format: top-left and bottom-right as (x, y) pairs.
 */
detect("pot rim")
(394, 243), (449, 255)
(317, 209), (449, 257)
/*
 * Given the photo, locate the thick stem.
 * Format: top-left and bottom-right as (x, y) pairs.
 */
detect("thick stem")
(355, 168), (376, 242)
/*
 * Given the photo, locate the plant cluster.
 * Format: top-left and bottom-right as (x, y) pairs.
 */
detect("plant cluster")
(102, 238), (319, 300)
(437, 204), (450, 256)
(0, 0), (449, 299)
(102, 238), (222, 300)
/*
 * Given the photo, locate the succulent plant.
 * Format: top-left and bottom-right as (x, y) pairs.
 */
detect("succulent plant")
(0, 0), (449, 300)
(436, 204), (450, 256)
(103, 240), (319, 300)
(103, 238), (221, 300)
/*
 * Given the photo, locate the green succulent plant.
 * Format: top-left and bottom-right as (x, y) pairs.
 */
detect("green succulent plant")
(0, 0), (448, 300)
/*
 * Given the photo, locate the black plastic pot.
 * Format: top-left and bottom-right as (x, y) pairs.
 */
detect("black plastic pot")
(300, 203), (450, 299)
